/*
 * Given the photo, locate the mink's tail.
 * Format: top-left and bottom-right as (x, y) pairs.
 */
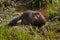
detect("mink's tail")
(8, 16), (22, 26)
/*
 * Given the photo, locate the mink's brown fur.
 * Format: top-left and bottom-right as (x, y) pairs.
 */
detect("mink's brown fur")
(8, 10), (46, 27)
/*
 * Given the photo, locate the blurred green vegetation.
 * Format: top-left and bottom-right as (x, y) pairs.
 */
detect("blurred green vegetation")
(0, 21), (60, 40)
(0, 0), (60, 40)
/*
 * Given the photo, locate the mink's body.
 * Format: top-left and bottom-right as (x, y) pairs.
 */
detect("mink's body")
(8, 10), (46, 27)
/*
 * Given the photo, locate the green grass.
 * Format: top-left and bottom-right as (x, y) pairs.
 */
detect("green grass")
(0, 24), (33, 40)
(58, 0), (60, 6)
(0, 0), (60, 40)
(0, 21), (60, 40)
